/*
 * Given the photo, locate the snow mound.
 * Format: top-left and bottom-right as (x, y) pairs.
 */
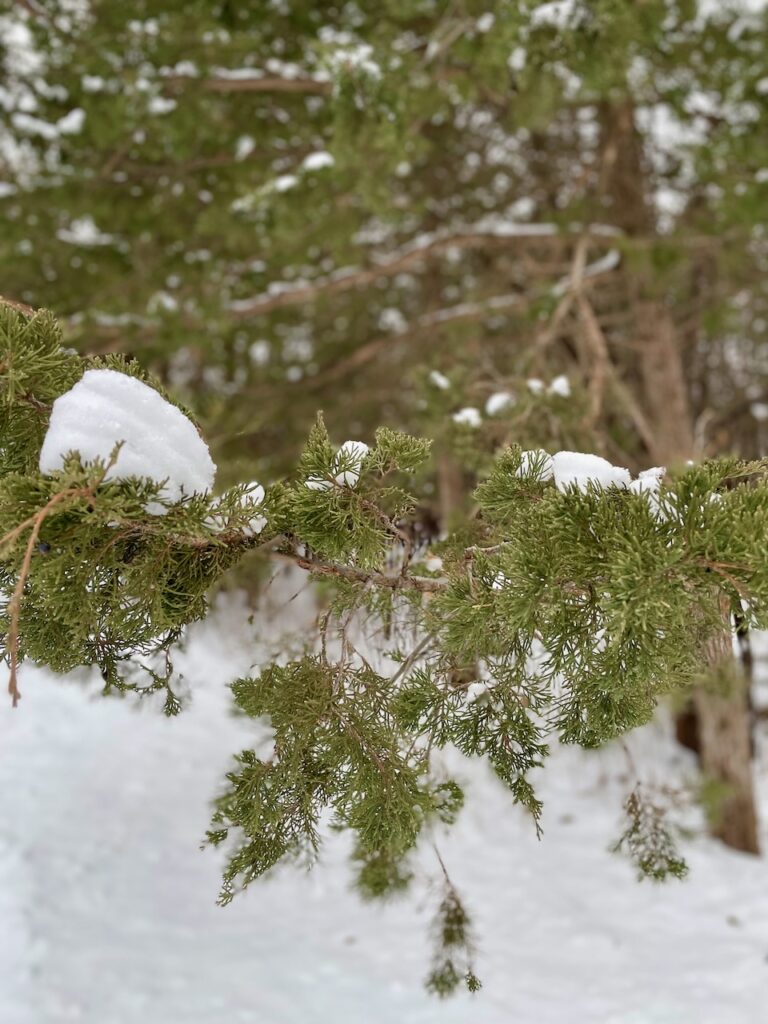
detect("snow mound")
(39, 369), (216, 512)
(552, 451), (631, 492)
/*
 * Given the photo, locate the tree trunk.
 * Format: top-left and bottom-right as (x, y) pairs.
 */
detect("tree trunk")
(436, 451), (465, 533)
(597, 98), (759, 853)
(694, 613), (759, 853)
(636, 304), (695, 467)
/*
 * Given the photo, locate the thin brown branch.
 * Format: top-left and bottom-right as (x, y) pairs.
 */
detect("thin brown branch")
(164, 73), (332, 96)
(0, 295), (35, 316)
(311, 292), (531, 388)
(287, 552), (447, 593)
(577, 293), (610, 431)
(229, 228), (619, 320)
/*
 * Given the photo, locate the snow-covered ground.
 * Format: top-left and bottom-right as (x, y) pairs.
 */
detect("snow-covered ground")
(2, 585), (768, 1024)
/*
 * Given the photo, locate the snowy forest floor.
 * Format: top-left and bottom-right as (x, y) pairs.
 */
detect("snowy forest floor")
(2, 580), (768, 1024)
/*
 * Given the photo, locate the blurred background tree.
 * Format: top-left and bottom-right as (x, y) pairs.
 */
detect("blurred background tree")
(1, 0), (767, 849)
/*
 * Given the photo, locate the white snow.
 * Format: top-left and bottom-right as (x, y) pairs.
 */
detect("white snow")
(333, 440), (369, 487)
(235, 135), (256, 160)
(302, 151), (335, 171)
(508, 46), (527, 72)
(273, 174), (299, 193)
(548, 375), (571, 398)
(465, 680), (493, 703)
(526, 378), (545, 395)
(56, 108), (86, 134)
(530, 0), (576, 27)
(3, 591), (768, 1023)
(39, 369), (216, 511)
(491, 570), (509, 590)
(629, 466), (666, 516)
(453, 407), (482, 428)
(428, 370), (451, 391)
(147, 96), (177, 115)
(81, 74), (106, 93)
(551, 451), (631, 492)
(11, 112), (60, 141)
(56, 215), (114, 247)
(516, 450), (554, 481)
(485, 391), (514, 416)
(378, 307), (407, 334)
(206, 482), (267, 537)
(325, 41), (382, 81)
(629, 466), (666, 496)
(305, 476), (334, 492)
(305, 441), (370, 491)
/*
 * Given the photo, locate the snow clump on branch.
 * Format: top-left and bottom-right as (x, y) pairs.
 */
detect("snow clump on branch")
(516, 449), (666, 500)
(205, 483), (267, 536)
(305, 440), (370, 490)
(551, 452), (631, 491)
(452, 407), (482, 428)
(38, 368), (216, 513)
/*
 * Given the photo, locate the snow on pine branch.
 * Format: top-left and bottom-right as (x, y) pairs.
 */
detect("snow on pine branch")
(38, 369), (216, 513)
(516, 449), (665, 499)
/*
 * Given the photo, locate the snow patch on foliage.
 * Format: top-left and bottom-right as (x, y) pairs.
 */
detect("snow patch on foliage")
(333, 440), (369, 487)
(39, 369), (216, 512)
(515, 449), (665, 501)
(56, 215), (114, 247)
(205, 483), (267, 536)
(306, 440), (370, 490)
(465, 680), (494, 704)
(516, 450), (554, 481)
(273, 174), (299, 193)
(485, 391), (514, 416)
(530, 0), (576, 27)
(147, 96), (177, 116)
(429, 369), (451, 390)
(452, 407), (482, 428)
(552, 452), (631, 492)
(302, 151), (334, 171)
(548, 374), (571, 398)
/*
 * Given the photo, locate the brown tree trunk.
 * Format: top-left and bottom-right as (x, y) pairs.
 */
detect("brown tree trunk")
(694, 611), (759, 853)
(636, 304), (695, 467)
(597, 98), (759, 853)
(436, 451), (465, 533)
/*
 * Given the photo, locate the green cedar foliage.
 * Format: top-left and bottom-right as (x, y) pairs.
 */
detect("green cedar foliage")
(2, 2), (766, 479)
(5, 307), (768, 990)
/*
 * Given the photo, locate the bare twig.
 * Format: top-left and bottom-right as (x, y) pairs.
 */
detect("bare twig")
(164, 73), (332, 96)
(291, 552), (447, 593)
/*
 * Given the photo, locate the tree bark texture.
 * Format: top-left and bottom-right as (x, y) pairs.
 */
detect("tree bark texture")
(694, 612), (760, 854)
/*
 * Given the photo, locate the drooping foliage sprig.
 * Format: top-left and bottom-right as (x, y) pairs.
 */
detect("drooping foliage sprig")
(3, 306), (768, 992)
